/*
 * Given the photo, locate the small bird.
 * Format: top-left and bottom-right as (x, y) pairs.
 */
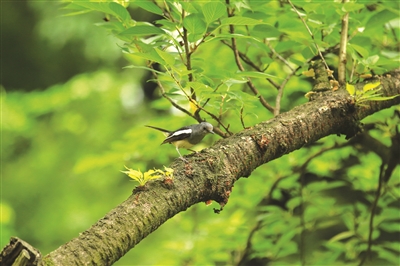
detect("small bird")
(145, 122), (214, 161)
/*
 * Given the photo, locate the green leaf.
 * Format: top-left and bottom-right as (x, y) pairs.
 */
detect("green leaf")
(374, 246), (400, 265)
(235, 71), (278, 79)
(62, 3), (92, 16)
(125, 49), (167, 65)
(202, 2), (226, 25)
(363, 95), (399, 101)
(366, 9), (398, 32)
(155, 48), (175, 66)
(328, 231), (355, 243)
(119, 25), (165, 36)
(253, 24), (281, 39)
(348, 43), (369, 58)
(362, 81), (380, 92)
(65, 2), (114, 16)
(123, 64), (165, 75)
(181, 2), (200, 14)
(342, 3), (364, 13)
(109, 2), (131, 24)
(220, 16), (265, 26)
(183, 14), (207, 35)
(205, 33), (261, 43)
(346, 83), (356, 95)
(133, 1), (163, 15)
(363, 55), (380, 66)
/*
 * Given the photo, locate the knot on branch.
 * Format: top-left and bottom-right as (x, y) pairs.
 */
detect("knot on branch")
(310, 60), (334, 92)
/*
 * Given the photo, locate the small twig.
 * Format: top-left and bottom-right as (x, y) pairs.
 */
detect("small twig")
(239, 106), (246, 129)
(349, 59), (357, 83)
(221, 39), (281, 90)
(181, 10), (196, 100)
(288, 0), (334, 79)
(338, 0), (349, 85)
(274, 66), (300, 115)
(266, 40), (294, 72)
(164, 68), (232, 135)
(227, 27), (275, 112)
(151, 69), (194, 118)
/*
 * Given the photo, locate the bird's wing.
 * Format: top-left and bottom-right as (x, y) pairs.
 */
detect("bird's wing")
(162, 128), (192, 145)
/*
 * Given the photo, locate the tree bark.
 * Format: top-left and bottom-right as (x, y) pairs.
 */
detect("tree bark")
(2, 71), (400, 266)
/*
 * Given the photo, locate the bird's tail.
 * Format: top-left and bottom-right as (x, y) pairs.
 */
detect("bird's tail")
(145, 125), (171, 136)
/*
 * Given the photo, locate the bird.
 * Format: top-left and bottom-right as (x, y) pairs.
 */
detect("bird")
(145, 122), (214, 161)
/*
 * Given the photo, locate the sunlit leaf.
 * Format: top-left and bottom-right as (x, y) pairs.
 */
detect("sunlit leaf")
(328, 231), (355, 243)
(202, 2), (226, 25)
(183, 14), (207, 35)
(109, 2), (131, 24)
(346, 83), (356, 95)
(342, 2), (364, 13)
(220, 16), (265, 26)
(133, 1), (163, 15)
(235, 71), (278, 79)
(362, 81), (380, 92)
(119, 25), (165, 36)
(155, 48), (175, 66)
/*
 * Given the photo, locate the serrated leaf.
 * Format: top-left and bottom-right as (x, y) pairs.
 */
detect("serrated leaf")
(221, 16), (265, 26)
(202, 2), (226, 24)
(133, 1), (163, 15)
(119, 25), (165, 36)
(181, 2), (199, 13)
(109, 2), (131, 24)
(183, 14), (207, 35)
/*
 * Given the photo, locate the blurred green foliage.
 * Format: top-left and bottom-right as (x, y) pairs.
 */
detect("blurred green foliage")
(2, 0), (399, 265)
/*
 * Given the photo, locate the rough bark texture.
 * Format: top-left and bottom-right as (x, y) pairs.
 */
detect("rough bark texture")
(2, 71), (399, 266)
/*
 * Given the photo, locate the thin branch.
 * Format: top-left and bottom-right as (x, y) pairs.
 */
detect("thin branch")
(221, 40), (281, 90)
(358, 164), (385, 266)
(274, 67), (300, 115)
(287, 0), (334, 79)
(181, 10), (196, 100)
(234, 45), (275, 113)
(151, 69), (194, 118)
(266, 40), (294, 72)
(338, 0), (350, 85)
(225, 13), (275, 113)
(164, 68), (232, 135)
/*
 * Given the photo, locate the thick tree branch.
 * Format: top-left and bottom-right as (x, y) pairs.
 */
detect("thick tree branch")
(3, 71), (400, 266)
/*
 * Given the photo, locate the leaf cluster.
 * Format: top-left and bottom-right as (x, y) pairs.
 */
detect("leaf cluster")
(121, 165), (174, 187)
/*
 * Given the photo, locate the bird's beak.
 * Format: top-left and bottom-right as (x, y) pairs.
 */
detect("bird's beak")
(209, 129), (215, 134)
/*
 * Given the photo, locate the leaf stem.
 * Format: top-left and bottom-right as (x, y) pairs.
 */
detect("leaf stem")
(288, 0), (333, 79)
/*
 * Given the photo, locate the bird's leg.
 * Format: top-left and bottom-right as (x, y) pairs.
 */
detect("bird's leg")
(176, 147), (188, 162)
